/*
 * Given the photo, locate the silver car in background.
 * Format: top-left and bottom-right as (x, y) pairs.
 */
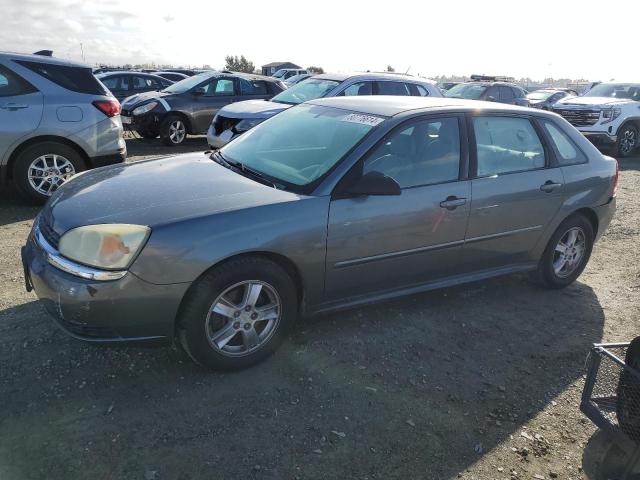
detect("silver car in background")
(207, 72), (443, 148)
(0, 52), (125, 203)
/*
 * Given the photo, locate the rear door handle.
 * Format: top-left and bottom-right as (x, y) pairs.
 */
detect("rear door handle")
(0, 103), (28, 110)
(540, 181), (563, 193)
(440, 196), (467, 210)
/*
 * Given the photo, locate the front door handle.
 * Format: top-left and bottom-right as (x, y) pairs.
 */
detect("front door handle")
(440, 196), (467, 210)
(0, 103), (28, 111)
(540, 181), (563, 193)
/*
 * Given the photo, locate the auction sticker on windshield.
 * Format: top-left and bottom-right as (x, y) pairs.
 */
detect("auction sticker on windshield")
(342, 113), (384, 127)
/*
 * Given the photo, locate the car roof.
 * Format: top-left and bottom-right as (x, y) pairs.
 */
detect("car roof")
(312, 72), (436, 84)
(465, 81), (521, 88)
(306, 95), (537, 117)
(0, 51), (89, 68)
(96, 71), (167, 79)
(193, 70), (279, 82)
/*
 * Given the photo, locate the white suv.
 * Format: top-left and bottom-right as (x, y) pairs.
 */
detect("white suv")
(553, 82), (640, 157)
(272, 68), (308, 81)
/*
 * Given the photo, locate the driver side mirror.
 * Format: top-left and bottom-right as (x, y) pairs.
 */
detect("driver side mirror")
(486, 95), (497, 102)
(192, 86), (206, 96)
(342, 171), (401, 197)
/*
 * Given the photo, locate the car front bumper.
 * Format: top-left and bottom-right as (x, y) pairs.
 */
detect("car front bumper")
(22, 225), (190, 345)
(206, 124), (238, 149)
(581, 131), (617, 148)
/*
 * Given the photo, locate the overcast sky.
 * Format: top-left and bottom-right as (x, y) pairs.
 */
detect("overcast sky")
(0, 0), (635, 81)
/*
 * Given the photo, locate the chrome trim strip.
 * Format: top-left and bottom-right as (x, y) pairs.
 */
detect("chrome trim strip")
(334, 239), (464, 269)
(34, 227), (127, 281)
(464, 225), (542, 244)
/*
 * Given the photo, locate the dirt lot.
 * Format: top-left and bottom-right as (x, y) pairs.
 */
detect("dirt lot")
(1, 136), (639, 480)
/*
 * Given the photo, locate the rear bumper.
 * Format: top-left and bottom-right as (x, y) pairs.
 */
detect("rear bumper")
(22, 226), (190, 345)
(593, 196), (616, 242)
(90, 151), (126, 168)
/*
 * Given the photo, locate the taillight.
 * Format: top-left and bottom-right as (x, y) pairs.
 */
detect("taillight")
(92, 99), (121, 117)
(612, 158), (620, 197)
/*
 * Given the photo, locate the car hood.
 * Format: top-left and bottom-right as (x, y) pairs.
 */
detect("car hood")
(555, 96), (634, 108)
(217, 99), (292, 119)
(43, 153), (301, 236)
(121, 90), (173, 109)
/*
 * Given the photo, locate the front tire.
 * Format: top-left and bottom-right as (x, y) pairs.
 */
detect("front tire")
(177, 257), (298, 371)
(13, 142), (85, 204)
(534, 213), (594, 289)
(160, 115), (188, 146)
(616, 123), (638, 158)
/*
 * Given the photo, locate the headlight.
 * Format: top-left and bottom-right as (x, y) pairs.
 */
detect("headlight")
(132, 101), (158, 116)
(602, 108), (621, 123)
(58, 224), (151, 270)
(235, 118), (264, 132)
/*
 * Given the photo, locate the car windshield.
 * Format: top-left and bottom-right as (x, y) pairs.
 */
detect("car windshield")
(585, 83), (640, 100)
(444, 83), (487, 99)
(272, 70), (287, 78)
(161, 72), (213, 94)
(220, 104), (381, 188)
(271, 79), (340, 105)
(527, 90), (555, 101)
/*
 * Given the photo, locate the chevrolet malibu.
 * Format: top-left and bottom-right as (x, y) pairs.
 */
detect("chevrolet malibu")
(22, 97), (618, 370)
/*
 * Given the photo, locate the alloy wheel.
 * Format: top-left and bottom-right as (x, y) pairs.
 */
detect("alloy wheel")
(620, 128), (637, 155)
(205, 280), (281, 357)
(169, 120), (186, 144)
(553, 227), (586, 278)
(27, 154), (76, 196)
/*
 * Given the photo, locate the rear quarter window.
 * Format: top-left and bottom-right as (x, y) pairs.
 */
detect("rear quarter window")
(543, 120), (587, 165)
(15, 60), (109, 95)
(0, 65), (37, 96)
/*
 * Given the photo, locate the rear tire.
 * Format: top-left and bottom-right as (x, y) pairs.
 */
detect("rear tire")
(177, 257), (298, 371)
(534, 213), (594, 289)
(616, 123), (638, 158)
(13, 142), (85, 204)
(160, 114), (188, 146)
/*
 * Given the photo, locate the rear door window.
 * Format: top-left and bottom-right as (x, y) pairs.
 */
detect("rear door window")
(132, 76), (154, 91)
(15, 60), (108, 95)
(375, 81), (411, 96)
(240, 79), (268, 95)
(203, 78), (236, 96)
(100, 75), (120, 90)
(499, 86), (515, 102)
(409, 84), (430, 97)
(473, 116), (546, 176)
(0, 65), (37, 96)
(543, 121), (587, 165)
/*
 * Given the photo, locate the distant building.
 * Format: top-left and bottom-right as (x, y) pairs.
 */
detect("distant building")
(261, 62), (301, 76)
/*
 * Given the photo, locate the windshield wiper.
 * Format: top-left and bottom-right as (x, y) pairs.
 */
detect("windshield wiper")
(214, 152), (281, 189)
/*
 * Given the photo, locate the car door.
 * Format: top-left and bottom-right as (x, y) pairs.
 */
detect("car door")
(0, 64), (43, 158)
(191, 77), (240, 133)
(325, 115), (471, 301)
(463, 114), (565, 270)
(238, 78), (272, 101)
(483, 85), (500, 102)
(499, 86), (516, 105)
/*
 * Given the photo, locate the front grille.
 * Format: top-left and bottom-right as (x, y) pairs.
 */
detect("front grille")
(38, 215), (60, 249)
(553, 108), (601, 127)
(214, 115), (241, 135)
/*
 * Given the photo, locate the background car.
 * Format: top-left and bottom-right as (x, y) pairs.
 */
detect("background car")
(436, 81), (460, 92)
(527, 88), (577, 110)
(96, 71), (173, 102)
(23, 96), (618, 370)
(120, 71), (285, 145)
(284, 73), (312, 87)
(0, 51), (125, 203)
(207, 72), (443, 148)
(154, 71), (190, 82)
(444, 76), (529, 106)
(272, 68), (308, 80)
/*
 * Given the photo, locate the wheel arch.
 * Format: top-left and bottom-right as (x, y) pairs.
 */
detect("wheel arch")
(174, 251), (306, 335)
(574, 207), (599, 238)
(5, 135), (90, 180)
(162, 110), (194, 134)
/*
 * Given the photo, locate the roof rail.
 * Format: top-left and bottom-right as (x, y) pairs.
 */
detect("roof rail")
(470, 74), (515, 82)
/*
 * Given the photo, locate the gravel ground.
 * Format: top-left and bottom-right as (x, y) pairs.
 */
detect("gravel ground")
(0, 136), (639, 480)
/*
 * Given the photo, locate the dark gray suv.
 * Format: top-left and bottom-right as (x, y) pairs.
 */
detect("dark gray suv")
(120, 71), (285, 146)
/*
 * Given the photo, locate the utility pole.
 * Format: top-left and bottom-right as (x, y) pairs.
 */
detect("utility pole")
(80, 42), (85, 62)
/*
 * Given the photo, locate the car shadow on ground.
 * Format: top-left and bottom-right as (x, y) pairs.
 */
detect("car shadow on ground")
(0, 186), (41, 226)
(618, 156), (640, 172)
(0, 274), (604, 479)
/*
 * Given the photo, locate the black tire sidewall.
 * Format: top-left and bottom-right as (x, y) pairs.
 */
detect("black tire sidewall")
(617, 123), (638, 158)
(178, 257), (297, 371)
(160, 115), (187, 146)
(13, 142), (85, 203)
(538, 214), (594, 288)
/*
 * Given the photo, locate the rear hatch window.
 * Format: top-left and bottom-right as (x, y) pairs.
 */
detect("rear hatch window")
(15, 60), (109, 95)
